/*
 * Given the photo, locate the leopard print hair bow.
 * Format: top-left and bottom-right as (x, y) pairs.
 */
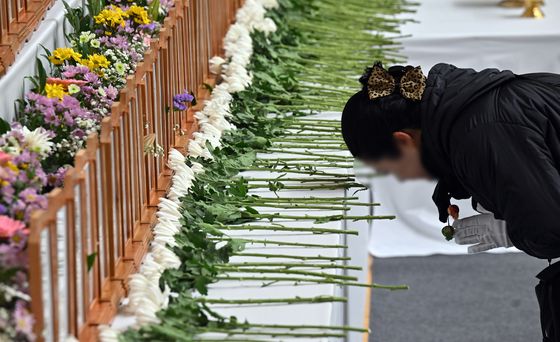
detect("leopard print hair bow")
(367, 63), (426, 101)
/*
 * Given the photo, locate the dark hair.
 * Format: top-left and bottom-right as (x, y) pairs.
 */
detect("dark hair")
(341, 64), (422, 161)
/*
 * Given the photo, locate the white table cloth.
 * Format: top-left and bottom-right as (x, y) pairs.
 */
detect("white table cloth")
(398, 0), (560, 74)
(369, 0), (560, 258)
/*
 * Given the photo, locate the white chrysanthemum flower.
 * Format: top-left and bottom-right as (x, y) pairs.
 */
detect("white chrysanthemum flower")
(98, 325), (119, 342)
(167, 149), (187, 171)
(22, 126), (54, 158)
(200, 123), (222, 138)
(209, 56), (226, 75)
(67, 84), (81, 94)
(255, 17), (277, 34)
(236, 0), (266, 32)
(191, 162), (205, 174)
(223, 24), (249, 45)
(151, 244), (181, 269)
(257, 0), (279, 9)
(139, 259), (165, 284)
(153, 222), (180, 239)
(169, 173), (192, 199)
(79, 31), (95, 44)
(153, 234), (178, 247)
(135, 298), (160, 325)
(188, 140), (213, 160)
(224, 78), (247, 93)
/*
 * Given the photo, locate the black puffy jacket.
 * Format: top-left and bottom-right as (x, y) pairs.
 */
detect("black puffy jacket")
(420, 63), (560, 259)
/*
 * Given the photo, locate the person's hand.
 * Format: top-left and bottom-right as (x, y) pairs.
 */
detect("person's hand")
(452, 213), (514, 253)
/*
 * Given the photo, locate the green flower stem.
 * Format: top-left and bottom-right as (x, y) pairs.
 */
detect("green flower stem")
(214, 322), (367, 333)
(263, 148), (350, 159)
(284, 119), (342, 126)
(218, 267), (357, 281)
(196, 329), (345, 338)
(287, 119), (340, 125)
(195, 295), (347, 305)
(236, 202), (352, 211)
(254, 161), (353, 168)
(290, 118), (340, 123)
(242, 167), (349, 177)
(247, 183), (361, 191)
(282, 126), (341, 133)
(192, 339), (269, 342)
(272, 142), (346, 148)
(210, 237), (347, 249)
(225, 262), (362, 271)
(244, 200), (380, 207)
(270, 144), (347, 150)
(247, 196), (359, 201)
(219, 225), (359, 235)
(271, 139), (345, 145)
(258, 156), (349, 163)
(227, 323), (368, 333)
(253, 213), (395, 222)
(243, 177), (354, 182)
(278, 134), (344, 139)
(233, 253), (351, 261)
(216, 275), (409, 290)
(285, 123), (341, 130)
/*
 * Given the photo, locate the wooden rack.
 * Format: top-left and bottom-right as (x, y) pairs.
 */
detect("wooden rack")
(0, 0), (54, 75)
(26, 0), (244, 340)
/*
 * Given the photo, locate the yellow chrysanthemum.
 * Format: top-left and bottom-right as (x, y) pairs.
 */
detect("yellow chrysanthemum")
(45, 83), (67, 100)
(5, 162), (19, 173)
(81, 54), (111, 72)
(126, 5), (151, 25)
(94, 5), (129, 28)
(48, 47), (82, 66)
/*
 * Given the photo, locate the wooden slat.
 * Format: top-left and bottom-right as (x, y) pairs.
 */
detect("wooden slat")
(0, 0), (53, 76)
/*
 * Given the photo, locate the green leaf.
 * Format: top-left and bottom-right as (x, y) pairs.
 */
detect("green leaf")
(0, 118), (10, 135)
(202, 83), (214, 93)
(87, 252), (97, 272)
(147, 0), (160, 21)
(36, 58), (47, 94)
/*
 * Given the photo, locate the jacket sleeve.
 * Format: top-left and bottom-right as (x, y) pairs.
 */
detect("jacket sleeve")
(521, 73), (560, 91)
(453, 122), (560, 259)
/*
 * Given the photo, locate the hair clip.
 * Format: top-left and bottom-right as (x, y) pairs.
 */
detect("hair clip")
(367, 62), (426, 101)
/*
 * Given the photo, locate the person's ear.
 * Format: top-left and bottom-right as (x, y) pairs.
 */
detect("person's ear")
(392, 131), (415, 147)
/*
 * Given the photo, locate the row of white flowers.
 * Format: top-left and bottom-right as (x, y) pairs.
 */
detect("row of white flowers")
(99, 0), (278, 340)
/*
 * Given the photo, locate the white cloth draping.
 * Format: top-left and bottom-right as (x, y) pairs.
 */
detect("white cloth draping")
(0, 0), (80, 122)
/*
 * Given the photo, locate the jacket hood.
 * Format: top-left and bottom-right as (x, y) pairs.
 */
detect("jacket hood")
(419, 63), (516, 222)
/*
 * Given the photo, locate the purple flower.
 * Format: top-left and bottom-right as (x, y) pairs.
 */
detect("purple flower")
(173, 91), (195, 111)
(14, 300), (35, 340)
(105, 86), (119, 100)
(47, 167), (68, 188)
